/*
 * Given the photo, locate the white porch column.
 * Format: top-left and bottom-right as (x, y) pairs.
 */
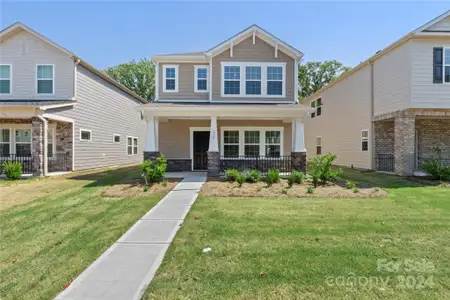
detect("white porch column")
(293, 118), (306, 152)
(208, 116), (219, 152)
(144, 116), (157, 152)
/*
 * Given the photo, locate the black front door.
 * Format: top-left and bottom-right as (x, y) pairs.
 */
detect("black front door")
(193, 131), (209, 170)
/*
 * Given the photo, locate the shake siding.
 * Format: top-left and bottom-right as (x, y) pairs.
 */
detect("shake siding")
(373, 42), (412, 116)
(0, 30), (74, 99)
(411, 38), (450, 109)
(304, 65), (372, 169)
(47, 65), (146, 170)
(211, 36), (295, 102)
(158, 63), (209, 100)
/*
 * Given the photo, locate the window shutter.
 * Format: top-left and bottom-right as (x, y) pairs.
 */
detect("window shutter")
(433, 47), (443, 84)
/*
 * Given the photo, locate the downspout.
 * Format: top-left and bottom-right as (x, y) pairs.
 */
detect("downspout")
(369, 60), (375, 170)
(36, 114), (48, 176)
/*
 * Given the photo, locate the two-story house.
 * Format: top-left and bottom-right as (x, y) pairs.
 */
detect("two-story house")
(301, 10), (450, 176)
(0, 23), (147, 176)
(138, 25), (312, 175)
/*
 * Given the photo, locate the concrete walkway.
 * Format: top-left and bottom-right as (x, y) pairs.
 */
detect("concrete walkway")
(55, 176), (206, 300)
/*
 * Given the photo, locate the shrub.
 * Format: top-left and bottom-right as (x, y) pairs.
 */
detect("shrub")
(2, 161), (22, 180)
(287, 170), (305, 187)
(308, 153), (343, 187)
(245, 169), (261, 183)
(281, 187), (288, 194)
(420, 154), (450, 181)
(142, 155), (167, 184)
(353, 188), (360, 193)
(345, 180), (356, 189)
(306, 186), (314, 194)
(266, 168), (280, 185)
(236, 172), (246, 187)
(225, 169), (240, 182)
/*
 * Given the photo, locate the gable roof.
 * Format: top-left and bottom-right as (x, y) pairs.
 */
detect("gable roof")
(414, 10), (450, 34)
(301, 9), (450, 104)
(0, 22), (147, 103)
(152, 24), (303, 62)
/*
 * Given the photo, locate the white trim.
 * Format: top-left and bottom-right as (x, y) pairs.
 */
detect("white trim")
(252, 29), (256, 45)
(155, 62), (159, 100)
(294, 59), (299, 103)
(157, 99), (210, 103)
(40, 102), (76, 110)
(361, 129), (369, 152)
(443, 47), (450, 84)
(127, 136), (139, 156)
(113, 134), (121, 143)
(275, 43), (278, 58)
(162, 65), (179, 93)
(79, 129), (92, 141)
(42, 113), (74, 123)
(221, 62), (286, 98)
(212, 100), (295, 104)
(47, 125), (56, 159)
(189, 127), (210, 171)
(230, 42), (233, 57)
(220, 126), (284, 157)
(209, 58), (212, 101)
(194, 65), (209, 93)
(36, 64), (55, 95)
(13, 127), (33, 156)
(0, 64), (12, 95)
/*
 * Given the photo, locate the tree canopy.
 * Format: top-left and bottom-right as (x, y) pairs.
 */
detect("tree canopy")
(105, 58), (155, 101)
(298, 60), (350, 99)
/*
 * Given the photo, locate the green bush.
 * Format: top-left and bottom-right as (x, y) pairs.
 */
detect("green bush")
(142, 155), (167, 184)
(308, 153), (343, 187)
(306, 186), (314, 194)
(266, 168), (280, 185)
(225, 169), (240, 182)
(236, 172), (246, 187)
(345, 180), (356, 189)
(245, 169), (261, 183)
(353, 188), (360, 193)
(420, 158), (450, 181)
(281, 187), (288, 194)
(287, 170), (305, 187)
(2, 161), (22, 180)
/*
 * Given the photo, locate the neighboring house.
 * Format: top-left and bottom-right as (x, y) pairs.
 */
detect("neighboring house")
(138, 25), (312, 175)
(301, 10), (450, 176)
(0, 23), (147, 176)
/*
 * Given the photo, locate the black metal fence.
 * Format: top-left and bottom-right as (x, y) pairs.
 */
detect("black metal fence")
(48, 153), (71, 172)
(0, 154), (34, 174)
(220, 156), (292, 176)
(375, 154), (395, 173)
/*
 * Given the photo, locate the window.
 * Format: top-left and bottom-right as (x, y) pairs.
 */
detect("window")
(221, 62), (285, 98)
(223, 130), (239, 158)
(194, 66), (208, 92)
(310, 101), (316, 118)
(0, 129), (10, 156)
(163, 65), (178, 92)
(311, 98), (322, 118)
(361, 130), (369, 151)
(37, 65), (54, 94)
(47, 128), (54, 158)
(267, 66), (283, 95)
(244, 131), (260, 157)
(245, 66), (261, 95)
(113, 134), (120, 143)
(444, 48), (450, 83)
(133, 137), (138, 155)
(316, 136), (322, 155)
(0, 65), (11, 94)
(221, 128), (283, 158)
(15, 129), (31, 156)
(224, 66), (240, 95)
(127, 137), (133, 155)
(80, 129), (91, 141)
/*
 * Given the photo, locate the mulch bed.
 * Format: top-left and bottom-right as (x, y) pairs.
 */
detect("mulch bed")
(201, 178), (387, 198)
(99, 179), (179, 198)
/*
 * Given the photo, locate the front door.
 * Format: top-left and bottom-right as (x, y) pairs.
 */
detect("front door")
(193, 131), (210, 170)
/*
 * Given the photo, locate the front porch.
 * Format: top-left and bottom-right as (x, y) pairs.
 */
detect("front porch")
(139, 103), (312, 176)
(373, 109), (450, 176)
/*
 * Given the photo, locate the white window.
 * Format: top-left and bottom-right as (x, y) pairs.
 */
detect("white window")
(221, 62), (286, 98)
(311, 98), (322, 118)
(194, 66), (208, 92)
(133, 137), (138, 155)
(80, 129), (91, 141)
(113, 134), (120, 143)
(316, 136), (322, 155)
(0, 129), (11, 156)
(127, 136), (138, 155)
(361, 130), (369, 152)
(0, 65), (11, 94)
(47, 127), (55, 158)
(444, 48), (450, 83)
(15, 129), (31, 156)
(163, 65), (178, 92)
(37, 65), (54, 94)
(221, 127), (284, 158)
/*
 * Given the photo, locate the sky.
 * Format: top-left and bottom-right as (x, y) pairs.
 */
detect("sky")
(1, 1), (449, 69)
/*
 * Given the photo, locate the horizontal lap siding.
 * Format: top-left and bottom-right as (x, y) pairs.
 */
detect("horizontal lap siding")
(425, 17), (450, 32)
(47, 65), (146, 170)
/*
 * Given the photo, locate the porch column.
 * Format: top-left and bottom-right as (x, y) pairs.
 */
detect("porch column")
(394, 114), (415, 176)
(143, 116), (160, 161)
(291, 118), (307, 172)
(31, 117), (44, 176)
(207, 116), (220, 176)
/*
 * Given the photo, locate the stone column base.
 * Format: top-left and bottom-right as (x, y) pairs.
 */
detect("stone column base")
(144, 151), (161, 162)
(207, 151), (220, 177)
(32, 117), (44, 176)
(291, 152), (307, 172)
(394, 115), (415, 176)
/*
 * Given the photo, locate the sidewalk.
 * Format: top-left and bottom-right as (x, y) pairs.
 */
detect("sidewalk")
(55, 176), (206, 300)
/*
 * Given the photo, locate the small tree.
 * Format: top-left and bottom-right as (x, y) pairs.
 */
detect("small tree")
(308, 153), (342, 187)
(142, 155), (167, 184)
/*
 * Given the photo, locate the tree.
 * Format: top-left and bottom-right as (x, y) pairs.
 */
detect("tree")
(105, 58), (155, 101)
(298, 60), (350, 99)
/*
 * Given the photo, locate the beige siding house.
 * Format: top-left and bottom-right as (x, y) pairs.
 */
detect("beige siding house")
(0, 23), (147, 176)
(139, 25), (312, 175)
(301, 10), (450, 176)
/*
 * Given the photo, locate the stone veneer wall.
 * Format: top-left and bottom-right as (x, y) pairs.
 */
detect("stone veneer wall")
(31, 117), (44, 176)
(416, 119), (450, 160)
(54, 121), (73, 171)
(166, 159), (192, 172)
(394, 115), (415, 176)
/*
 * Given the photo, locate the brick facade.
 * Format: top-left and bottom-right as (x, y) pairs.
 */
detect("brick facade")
(416, 119), (450, 161)
(166, 159), (191, 171)
(53, 122), (73, 171)
(291, 152), (307, 172)
(394, 115), (415, 176)
(374, 121), (395, 156)
(207, 151), (220, 177)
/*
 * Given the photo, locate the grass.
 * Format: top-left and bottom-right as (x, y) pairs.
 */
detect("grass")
(145, 168), (450, 299)
(0, 165), (172, 300)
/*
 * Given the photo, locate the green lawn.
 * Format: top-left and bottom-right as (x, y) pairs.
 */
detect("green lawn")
(145, 169), (450, 299)
(0, 166), (171, 300)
